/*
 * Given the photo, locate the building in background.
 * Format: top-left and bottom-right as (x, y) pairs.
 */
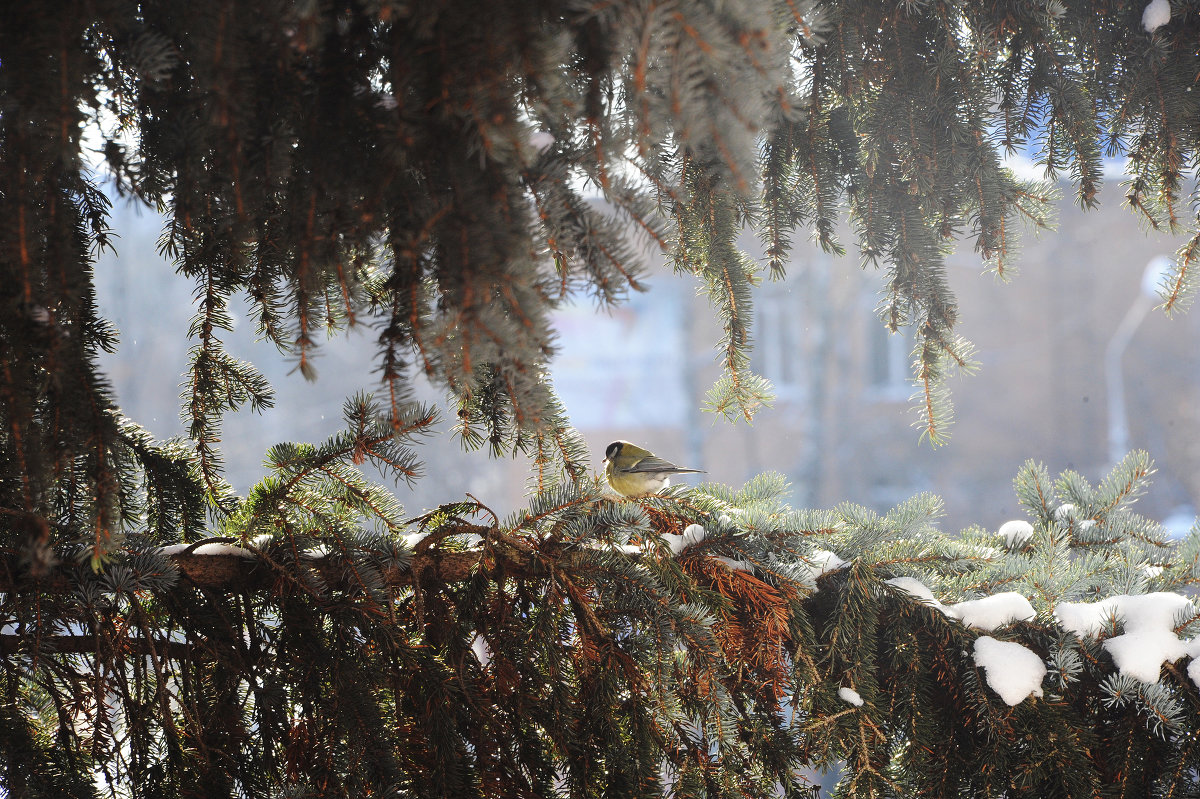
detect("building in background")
(96, 183), (1200, 533)
(554, 186), (1199, 534)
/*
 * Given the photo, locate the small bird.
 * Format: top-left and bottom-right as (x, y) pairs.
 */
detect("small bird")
(603, 440), (704, 497)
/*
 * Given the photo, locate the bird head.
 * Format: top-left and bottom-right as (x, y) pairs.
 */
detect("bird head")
(603, 441), (627, 464)
(605, 440), (653, 464)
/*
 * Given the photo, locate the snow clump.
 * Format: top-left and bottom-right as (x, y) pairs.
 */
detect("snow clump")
(661, 523), (706, 556)
(1141, 563), (1165, 579)
(1143, 0), (1171, 32)
(800, 550), (847, 588)
(950, 592), (1036, 631)
(528, 130), (556, 152)
(158, 542), (255, 558)
(1056, 593), (1195, 683)
(973, 636), (1046, 705)
(885, 576), (960, 619)
(713, 556), (754, 572)
(838, 687), (864, 707)
(403, 531), (430, 550)
(999, 520), (1034, 547)
(471, 633), (492, 666)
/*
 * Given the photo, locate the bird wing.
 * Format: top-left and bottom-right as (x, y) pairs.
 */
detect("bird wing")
(625, 455), (703, 474)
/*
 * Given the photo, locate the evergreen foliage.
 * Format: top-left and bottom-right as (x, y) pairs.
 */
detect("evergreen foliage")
(4, 1), (1200, 797)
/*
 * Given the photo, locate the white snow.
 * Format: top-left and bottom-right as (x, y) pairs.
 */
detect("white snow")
(1056, 592), (1192, 637)
(1055, 503), (1076, 520)
(999, 520), (1034, 547)
(1105, 629), (1189, 683)
(583, 529), (713, 558)
(191, 542), (255, 557)
(713, 556), (754, 572)
(1143, 0), (1171, 32)
(973, 636), (1046, 705)
(799, 550), (847, 587)
(661, 524), (706, 556)
(838, 686), (864, 707)
(1056, 592), (1195, 683)
(950, 592), (1035, 631)
(471, 633), (492, 666)
(403, 531), (430, 550)
(581, 540), (644, 555)
(885, 576), (960, 619)
(1189, 650), (1200, 690)
(158, 542), (254, 558)
(529, 130), (556, 152)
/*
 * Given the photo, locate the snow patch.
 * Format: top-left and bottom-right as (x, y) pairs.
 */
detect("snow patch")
(885, 577), (960, 619)
(529, 130), (555, 152)
(713, 556), (753, 572)
(951, 592), (1035, 631)
(192, 542), (255, 557)
(158, 542), (254, 558)
(471, 633), (492, 666)
(1143, 0), (1171, 31)
(800, 550), (847, 587)
(999, 520), (1034, 547)
(973, 636), (1046, 705)
(404, 532), (430, 550)
(1056, 592), (1192, 638)
(1189, 651), (1200, 690)
(661, 524), (706, 556)
(1105, 629), (1189, 683)
(1056, 592), (1195, 683)
(581, 540), (643, 555)
(838, 687), (864, 707)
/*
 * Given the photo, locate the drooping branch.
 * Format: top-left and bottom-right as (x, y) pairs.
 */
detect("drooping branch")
(0, 543), (527, 662)
(0, 546), (504, 596)
(0, 633), (196, 660)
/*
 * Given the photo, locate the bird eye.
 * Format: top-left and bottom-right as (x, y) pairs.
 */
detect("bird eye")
(604, 442), (621, 460)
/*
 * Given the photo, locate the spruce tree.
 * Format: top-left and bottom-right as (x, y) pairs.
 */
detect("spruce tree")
(3, 2), (1200, 797)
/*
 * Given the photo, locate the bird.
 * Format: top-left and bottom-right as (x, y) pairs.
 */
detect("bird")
(603, 440), (704, 497)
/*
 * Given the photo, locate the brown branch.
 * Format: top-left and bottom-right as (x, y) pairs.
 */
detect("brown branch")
(0, 538), (590, 663)
(0, 546), (525, 597)
(0, 633), (195, 660)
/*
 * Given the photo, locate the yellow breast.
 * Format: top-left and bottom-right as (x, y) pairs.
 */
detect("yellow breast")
(605, 461), (669, 497)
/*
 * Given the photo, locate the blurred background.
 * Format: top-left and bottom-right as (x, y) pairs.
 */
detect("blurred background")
(95, 170), (1200, 535)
